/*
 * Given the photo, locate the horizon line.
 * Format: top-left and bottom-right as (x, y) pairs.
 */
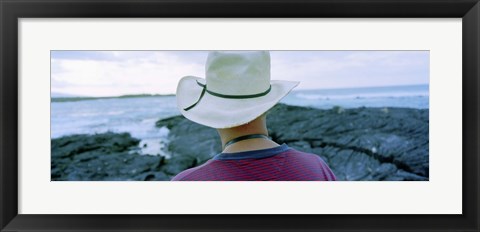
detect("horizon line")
(52, 83), (429, 99)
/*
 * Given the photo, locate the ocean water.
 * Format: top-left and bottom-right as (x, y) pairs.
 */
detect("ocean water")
(51, 84), (428, 156)
(51, 96), (179, 157)
(282, 84), (429, 109)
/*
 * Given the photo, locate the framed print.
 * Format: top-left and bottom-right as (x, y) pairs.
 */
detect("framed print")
(1, 0), (479, 231)
(48, 49), (429, 182)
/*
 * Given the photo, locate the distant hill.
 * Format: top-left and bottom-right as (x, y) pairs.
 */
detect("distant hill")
(51, 92), (86, 98)
(51, 93), (175, 102)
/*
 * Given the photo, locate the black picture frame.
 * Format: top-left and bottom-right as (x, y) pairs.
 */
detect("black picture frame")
(1, 0), (479, 231)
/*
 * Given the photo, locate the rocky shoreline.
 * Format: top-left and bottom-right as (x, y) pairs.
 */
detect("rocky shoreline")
(51, 103), (429, 181)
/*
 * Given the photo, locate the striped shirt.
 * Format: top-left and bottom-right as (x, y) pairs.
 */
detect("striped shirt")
(171, 144), (336, 181)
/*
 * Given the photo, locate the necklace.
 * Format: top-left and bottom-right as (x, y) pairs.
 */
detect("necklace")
(224, 134), (270, 148)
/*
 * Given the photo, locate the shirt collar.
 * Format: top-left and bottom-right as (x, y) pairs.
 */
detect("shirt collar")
(213, 143), (290, 160)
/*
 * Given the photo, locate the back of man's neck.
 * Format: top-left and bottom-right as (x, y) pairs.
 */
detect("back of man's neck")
(222, 138), (280, 153)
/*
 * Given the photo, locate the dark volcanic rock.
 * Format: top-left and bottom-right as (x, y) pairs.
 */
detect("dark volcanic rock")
(51, 132), (169, 181)
(155, 103), (429, 181)
(52, 103), (429, 181)
(266, 104), (429, 180)
(156, 116), (221, 176)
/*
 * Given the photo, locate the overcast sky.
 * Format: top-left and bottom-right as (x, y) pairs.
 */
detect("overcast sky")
(51, 50), (429, 97)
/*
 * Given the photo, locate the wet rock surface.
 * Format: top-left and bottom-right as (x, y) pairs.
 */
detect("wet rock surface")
(51, 132), (169, 181)
(51, 104), (428, 181)
(157, 104), (429, 181)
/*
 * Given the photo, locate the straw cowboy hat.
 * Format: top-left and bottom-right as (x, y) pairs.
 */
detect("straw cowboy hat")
(176, 51), (299, 129)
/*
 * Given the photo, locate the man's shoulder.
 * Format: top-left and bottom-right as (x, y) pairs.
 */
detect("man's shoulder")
(284, 148), (325, 160)
(170, 159), (215, 181)
(283, 148), (337, 181)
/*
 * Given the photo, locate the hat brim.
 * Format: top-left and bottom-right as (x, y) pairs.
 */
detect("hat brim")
(176, 76), (299, 129)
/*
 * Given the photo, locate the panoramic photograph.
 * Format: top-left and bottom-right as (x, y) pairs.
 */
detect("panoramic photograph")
(51, 50), (429, 181)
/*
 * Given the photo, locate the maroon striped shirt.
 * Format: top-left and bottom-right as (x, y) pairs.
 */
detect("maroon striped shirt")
(171, 144), (336, 181)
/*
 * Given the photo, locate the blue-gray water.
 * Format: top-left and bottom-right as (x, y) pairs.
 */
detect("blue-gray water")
(51, 84), (428, 155)
(51, 96), (178, 156)
(282, 84), (428, 109)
